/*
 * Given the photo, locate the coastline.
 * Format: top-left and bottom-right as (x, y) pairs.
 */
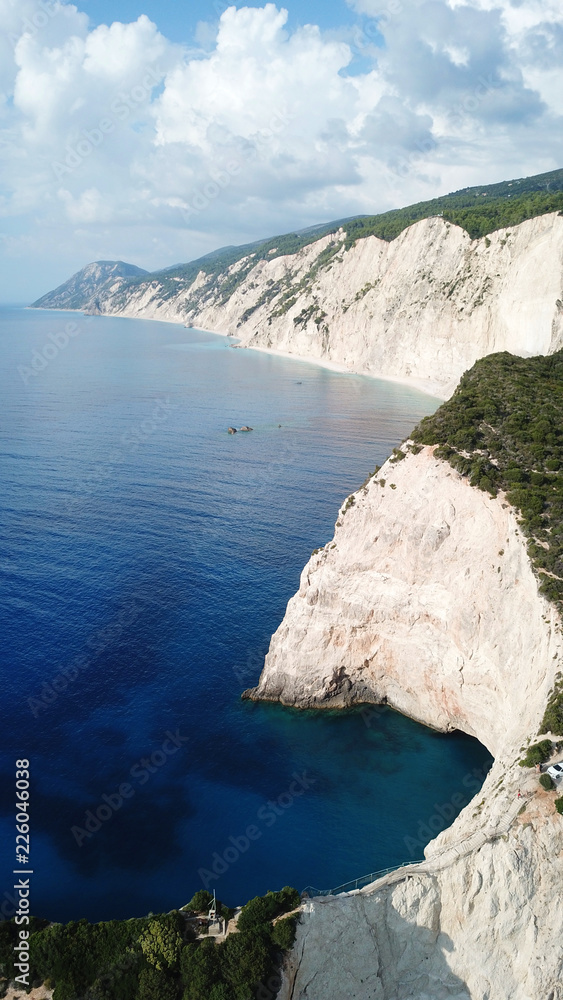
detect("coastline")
(232, 342), (448, 400)
(27, 305), (447, 400)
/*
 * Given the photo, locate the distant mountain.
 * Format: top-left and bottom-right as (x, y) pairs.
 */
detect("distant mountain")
(32, 167), (563, 316)
(33, 260), (149, 312)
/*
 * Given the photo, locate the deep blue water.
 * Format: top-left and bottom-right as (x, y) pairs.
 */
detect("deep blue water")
(0, 307), (492, 922)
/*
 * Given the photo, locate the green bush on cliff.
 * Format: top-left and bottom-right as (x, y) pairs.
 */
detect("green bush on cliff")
(2, 887), (300, 1000)
(519, 740), (553, 768)
(555, 797), (563, 815)
(271, 916), (297, 951)
(411, 351), (563, 613)
(237, 887), (300, 933)
(185, 891), (214, 914)
(540, 673), (563, 736)
(540, 773), (555, 791)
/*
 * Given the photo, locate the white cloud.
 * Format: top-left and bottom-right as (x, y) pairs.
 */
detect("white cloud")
(0, 0), (562, 301)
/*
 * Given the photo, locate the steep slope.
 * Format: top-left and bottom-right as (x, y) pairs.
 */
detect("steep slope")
(33, 260), (149, 312)
(244, 353), (563, 999)
(30, 168), (563, 398)
(31, 212), (563, 399)
(243, 444), (562, 756)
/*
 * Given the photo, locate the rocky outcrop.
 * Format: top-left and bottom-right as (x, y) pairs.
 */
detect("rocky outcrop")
(33, 260), (148, 312)
(32, 213), (563, 399)
(282, 789), (563, 1000)
(247, 447), (563, 998)
(246, 447), (562, 757)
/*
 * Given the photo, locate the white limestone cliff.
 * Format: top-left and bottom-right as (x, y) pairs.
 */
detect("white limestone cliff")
(246, 448), (563, 999)
(77, 212), (563, 398)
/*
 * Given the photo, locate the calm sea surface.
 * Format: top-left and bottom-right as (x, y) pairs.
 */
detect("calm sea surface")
(0, 307), (492, 922)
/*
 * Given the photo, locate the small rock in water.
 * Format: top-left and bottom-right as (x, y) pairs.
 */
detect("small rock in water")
(228, 427), (237, 434)
(239, 426), (253, 432)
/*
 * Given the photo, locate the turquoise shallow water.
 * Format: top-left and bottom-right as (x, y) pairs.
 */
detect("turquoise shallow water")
(0, 307), (492, 921)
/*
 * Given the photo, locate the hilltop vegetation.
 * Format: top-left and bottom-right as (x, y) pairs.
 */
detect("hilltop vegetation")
(129, 168), (563, 292)
(0, 887), (300, 1000)
(33, 167), (563, 311)
(341, 183), (563, 244)
(412, 351), (563, 611)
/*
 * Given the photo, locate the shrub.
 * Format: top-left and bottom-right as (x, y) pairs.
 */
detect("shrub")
(271, 917), (297, 951)
(540, 675), (563, 736)
(519, 740), (553, 767)
(186, 891), (213, 914)
(555, 797), (563, 814)
(139, 917), (183, 970)
(540, 773), (555, 791)
(138, 967), (180, 1000)
(237, 887), (300, 934)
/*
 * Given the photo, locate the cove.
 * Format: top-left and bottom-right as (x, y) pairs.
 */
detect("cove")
(0, 307), (492, 922)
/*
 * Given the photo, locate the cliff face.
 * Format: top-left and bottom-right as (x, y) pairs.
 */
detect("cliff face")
(282, 794), (563, 1000)
(247, 447), (562, 758)
(246, 448), (563, 999)
(34, 213), (563, 398)
(33, 261), (148, 312)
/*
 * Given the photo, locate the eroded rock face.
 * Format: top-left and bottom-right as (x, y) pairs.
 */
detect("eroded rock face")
(281, 801), (563, 1000)
(247, 448), (562, 758)
(59, 212), (563, 398)
(247, 448), (563, 999)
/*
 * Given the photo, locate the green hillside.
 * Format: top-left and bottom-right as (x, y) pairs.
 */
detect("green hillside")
(120, 167), (563, 295)
(32, 166), (563, 312)
(412, 350), (563, 614)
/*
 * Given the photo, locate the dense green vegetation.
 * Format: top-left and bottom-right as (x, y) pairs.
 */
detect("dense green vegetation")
(410, 349), (563, 735)
(519, 741), (554, 768)
(540, 773), (555, 791)
(339, 176), (563, 245)
(0, 887), (300, 1000)
(540, 672), (563, 735)
(147, 166), (563, 289)
(34, 166), (563, 314)
(81, 167), (563, 314)
(411, 351), (563, 617)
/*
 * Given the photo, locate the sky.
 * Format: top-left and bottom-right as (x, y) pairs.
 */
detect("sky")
(1, 0), (562, 301)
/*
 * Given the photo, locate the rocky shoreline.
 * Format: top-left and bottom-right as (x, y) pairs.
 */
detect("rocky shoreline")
(246, 445), (563, 999)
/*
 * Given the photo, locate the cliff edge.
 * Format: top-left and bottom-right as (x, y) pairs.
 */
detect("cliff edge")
(32, 211), (563, 399)
(245, 446), (560, 758)
(245, 411), (563, 996)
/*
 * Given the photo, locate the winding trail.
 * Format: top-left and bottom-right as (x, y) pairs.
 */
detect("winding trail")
(304, 791), (528, 903)
(357, 794), (525, 897)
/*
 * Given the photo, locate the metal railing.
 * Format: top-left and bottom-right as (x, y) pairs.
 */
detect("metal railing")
(302, 860), (425, 898)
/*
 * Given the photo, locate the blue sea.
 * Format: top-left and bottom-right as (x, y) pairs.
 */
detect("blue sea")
(0, 307), (492, 922)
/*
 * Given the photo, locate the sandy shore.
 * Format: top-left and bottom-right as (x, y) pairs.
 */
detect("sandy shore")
(27, 306), (447, 400)
(230, 342), (447, 400)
